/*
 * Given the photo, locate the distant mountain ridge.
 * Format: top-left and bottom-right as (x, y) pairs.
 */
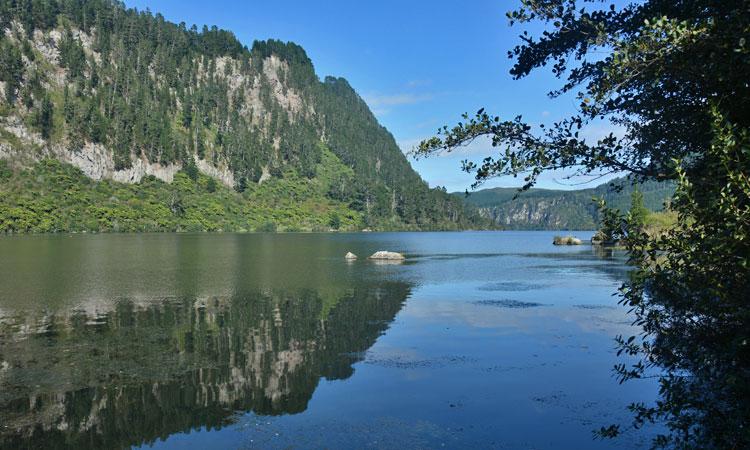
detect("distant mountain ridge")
(0, 0), (485, 232)
(455, 178), (675, 230)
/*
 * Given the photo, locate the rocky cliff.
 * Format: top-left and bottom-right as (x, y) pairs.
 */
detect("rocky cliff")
(457, 178), (675, 230)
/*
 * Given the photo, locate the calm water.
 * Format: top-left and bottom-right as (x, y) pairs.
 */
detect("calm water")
(0, 232), (658, 449)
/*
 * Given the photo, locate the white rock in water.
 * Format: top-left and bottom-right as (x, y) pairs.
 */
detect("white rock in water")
(553, 236), (583, 246)
(345, 252), (358, 260)
(368, 251), (405, 260)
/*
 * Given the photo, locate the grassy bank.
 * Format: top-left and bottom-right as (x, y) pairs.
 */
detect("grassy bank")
(643, 209), (678, 237)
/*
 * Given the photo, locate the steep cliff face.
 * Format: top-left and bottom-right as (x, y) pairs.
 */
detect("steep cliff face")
(0, 0), (483, 230)
(459, 178), (675, 230)
(481, 199), (569, 229)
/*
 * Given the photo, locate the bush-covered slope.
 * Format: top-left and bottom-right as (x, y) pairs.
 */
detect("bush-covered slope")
(0, 152), (366, 232)
(0, 0), (484, 231)
(457, 178), (675, 230)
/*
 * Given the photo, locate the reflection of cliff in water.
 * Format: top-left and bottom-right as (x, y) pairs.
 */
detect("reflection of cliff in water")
(0, 282), (410, 449)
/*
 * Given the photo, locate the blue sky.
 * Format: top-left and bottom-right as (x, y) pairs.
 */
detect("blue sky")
(125, 0), (619, 191)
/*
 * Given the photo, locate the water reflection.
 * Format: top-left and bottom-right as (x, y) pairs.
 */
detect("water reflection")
(0, 232), (655, 450)
(0, 284), (410, 449)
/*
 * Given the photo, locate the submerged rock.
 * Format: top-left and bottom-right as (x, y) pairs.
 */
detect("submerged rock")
(552, 236), (583, 245)
(345, 252), (358, 260)
(368, 251), (405, 260)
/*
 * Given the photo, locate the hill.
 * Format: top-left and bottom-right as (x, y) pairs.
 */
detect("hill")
(0, 0), (485, 232)
(456, 178), (675, 230)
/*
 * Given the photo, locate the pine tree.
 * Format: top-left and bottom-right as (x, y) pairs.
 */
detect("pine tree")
(35, 94), (54, 140)
(0, 41), (24, 103)
(629, 188), (648, 228)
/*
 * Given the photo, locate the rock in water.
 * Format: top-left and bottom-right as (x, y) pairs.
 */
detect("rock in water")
(368, 251), (405, 260)
(345, 252), (358, 260)
(552, 236), (583, 245)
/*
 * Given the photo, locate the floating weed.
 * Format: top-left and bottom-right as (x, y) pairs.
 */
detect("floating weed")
(477, 282), (548, 292)
(473, 299), (548, 308)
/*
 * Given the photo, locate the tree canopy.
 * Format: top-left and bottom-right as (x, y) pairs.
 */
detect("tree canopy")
(417, 1), (750, 447)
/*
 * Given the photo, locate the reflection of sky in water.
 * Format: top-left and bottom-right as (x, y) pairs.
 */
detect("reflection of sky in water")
(0, 232), (659, 449)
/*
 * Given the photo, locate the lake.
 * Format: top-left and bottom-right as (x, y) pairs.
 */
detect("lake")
(0, 231), (658, 449)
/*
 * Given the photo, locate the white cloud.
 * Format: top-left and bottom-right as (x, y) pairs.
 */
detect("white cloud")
(363, 92), (434, 108)
(398, 138), (423, 155)
(406, 79), (432, 88)
(399, 134), (495, 157)
(370, 107), (391, 116)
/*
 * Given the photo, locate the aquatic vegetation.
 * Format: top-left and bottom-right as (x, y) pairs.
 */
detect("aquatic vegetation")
(473, 299), (547, 308)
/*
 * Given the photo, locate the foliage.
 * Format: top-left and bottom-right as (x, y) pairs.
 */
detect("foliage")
(0, 39), (23, 103)
(256, 220), (277, 233)
(642, 209), (677, 237)
(328, 212), (341, 230)
(594, 197), (625, 245)
(317, 76), (485, 229)
(417, 1), (750, 447)
(0, 159), (11, 180)
(628, 189), (648, 229)
(607, 113), (750, 449)
(0, 158), (362, 233)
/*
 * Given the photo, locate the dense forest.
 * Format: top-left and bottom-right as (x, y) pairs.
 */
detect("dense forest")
(459, 178), (675, 230)
(0, 0), (485, 232)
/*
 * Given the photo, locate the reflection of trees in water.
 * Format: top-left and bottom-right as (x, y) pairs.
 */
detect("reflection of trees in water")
(0, 283), (410, 449)
(589, 245), (621, 260)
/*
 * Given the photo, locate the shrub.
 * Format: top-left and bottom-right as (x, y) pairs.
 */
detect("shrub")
(256, 220), (277, 232)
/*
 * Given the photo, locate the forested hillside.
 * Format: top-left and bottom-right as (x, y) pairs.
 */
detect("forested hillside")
(457, 178), (674, 230)
(0, 0), (484, 232)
